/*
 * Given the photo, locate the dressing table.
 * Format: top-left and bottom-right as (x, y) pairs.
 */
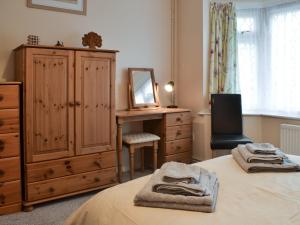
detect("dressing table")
(116, 68), (192, 182)
(116, 108), (192, 182)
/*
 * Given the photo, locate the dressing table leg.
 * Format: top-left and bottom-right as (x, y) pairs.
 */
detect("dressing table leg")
(129, 146), (135, 180)
(153, 141), (158, 171)
(117, 123), (123, 183)
(141, 148), (145, 172)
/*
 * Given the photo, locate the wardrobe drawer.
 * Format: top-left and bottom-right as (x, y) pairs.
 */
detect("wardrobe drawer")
(0, 180), (21, 207)
(0, 133), (20, 158)
(165, 125), (192, 141)
(165, 112), (191, 127)
(27, 168), (117, 202)
(27, 151), (116, 182)
(0, 109), (19, 134)
(165, 138), (192, 155)
(164, 152), (192, 164)
(0, 85), (19, 110)
(0, 157), (20, 182)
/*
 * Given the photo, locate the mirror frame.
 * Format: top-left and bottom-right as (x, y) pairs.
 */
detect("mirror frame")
(128, 68), (160, 110)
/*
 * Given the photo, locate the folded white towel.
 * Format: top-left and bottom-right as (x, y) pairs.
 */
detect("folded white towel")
(246, 143), (278, 154)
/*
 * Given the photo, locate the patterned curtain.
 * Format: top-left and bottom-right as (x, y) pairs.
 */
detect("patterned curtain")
(209, 2), (239, 95)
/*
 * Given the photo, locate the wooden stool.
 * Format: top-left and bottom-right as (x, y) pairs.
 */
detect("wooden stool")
(123, 132), (160, 180)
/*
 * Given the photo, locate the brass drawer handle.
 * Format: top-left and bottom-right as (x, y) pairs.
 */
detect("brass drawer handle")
(0, 194), (5, 204)
(0, 140), (5, 152)
(0, 94), (4, 101)
(0, 170), (4, 177)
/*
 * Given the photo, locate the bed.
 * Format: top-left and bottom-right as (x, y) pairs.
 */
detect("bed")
(64, 155), (300, 225)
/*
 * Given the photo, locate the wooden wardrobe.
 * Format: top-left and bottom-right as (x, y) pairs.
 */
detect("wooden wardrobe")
(14, 45), (118, 210)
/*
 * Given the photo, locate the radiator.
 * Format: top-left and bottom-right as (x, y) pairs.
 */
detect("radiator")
(280, 124), (300, 155)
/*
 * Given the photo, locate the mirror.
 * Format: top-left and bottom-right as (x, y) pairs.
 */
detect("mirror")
(128, 68), (160, 110)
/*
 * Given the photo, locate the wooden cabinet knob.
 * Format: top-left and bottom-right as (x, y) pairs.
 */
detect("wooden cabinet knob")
(47, 168), (54, 175)
(48, 187), (55, 193)
(64, 160), (70, 165)
(0, 94), (4, 101)
(0, 120), (4, 127)
(94, 160), (102, 168)
(0, 140), (5, 151)
(176, 117), (182, 122)
(75, 101), (81, 106)
(176, 130), (182, 136)
(0, 170), (4, 177)
(68, 102), (75, 107)
(94, 177), (101, 182)
(176, 146), (181, 150)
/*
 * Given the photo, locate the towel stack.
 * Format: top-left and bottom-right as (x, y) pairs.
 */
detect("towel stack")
(232, 143), (300, 173)
(134, 162), (219, 213)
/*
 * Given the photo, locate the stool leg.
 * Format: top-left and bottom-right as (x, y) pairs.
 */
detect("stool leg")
(129, 145), (135, 180)
(141, 148), (145, 172)
(153, 141), (158, 171)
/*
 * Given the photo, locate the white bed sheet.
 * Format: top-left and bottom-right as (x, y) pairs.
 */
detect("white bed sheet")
(64, 155), (300, 225)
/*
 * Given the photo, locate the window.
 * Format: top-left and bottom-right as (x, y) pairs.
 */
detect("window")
(237, 3), (300, 116)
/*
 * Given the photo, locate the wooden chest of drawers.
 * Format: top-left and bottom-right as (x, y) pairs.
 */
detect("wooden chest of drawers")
(0, 83), (22, 215)
(143, 109), (192, 167)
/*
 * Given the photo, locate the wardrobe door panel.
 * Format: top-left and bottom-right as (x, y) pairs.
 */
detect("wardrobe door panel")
(26, 48), (75, 162)
(75, 51), (115, 155)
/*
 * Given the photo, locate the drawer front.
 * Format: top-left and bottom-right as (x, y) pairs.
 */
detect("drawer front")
(0, 180), (21, 207)
(0, 157), (20, 182)
(27, 151), (116, 182)
(27, 168), (117, 202)
(165, 138), (192, 155)
(165, 112), (192, 127)
(164, 152), (192, 164)
(0, 85), (19, 110)
(0, 109), (19, 134)
(0, 133), (20, 158)
(165, 125), (192, 141)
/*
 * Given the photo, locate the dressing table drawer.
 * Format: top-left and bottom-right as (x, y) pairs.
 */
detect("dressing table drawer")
(164, 151), (192, 164)
(165, 125), (192, 141)
(165, 138), (192, 155)
(165, 112), (192, 127)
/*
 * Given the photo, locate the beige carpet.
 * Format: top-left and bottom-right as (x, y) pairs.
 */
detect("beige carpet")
(0, 192), (94, 225)
(0, 170), (152, 225)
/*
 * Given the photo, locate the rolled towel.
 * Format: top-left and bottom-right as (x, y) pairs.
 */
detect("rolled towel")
(134, 168), (219, 212)
(153, 164), (213, 197)
(232, 148), (300, 173)
(246, 143), (278, 154)
(161, 161), (201, 184)
(238, 145), (286, 164)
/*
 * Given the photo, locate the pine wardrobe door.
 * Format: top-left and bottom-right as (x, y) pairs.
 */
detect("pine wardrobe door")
(75, 51), (115, 155)
(25, 48), (75, 162)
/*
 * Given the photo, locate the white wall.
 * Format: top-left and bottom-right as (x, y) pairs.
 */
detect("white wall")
(0, 0), (172, 109)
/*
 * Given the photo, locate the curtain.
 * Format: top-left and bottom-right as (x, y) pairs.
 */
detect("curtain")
(237, 2), (300, 116)
(209, 2), (239, 96)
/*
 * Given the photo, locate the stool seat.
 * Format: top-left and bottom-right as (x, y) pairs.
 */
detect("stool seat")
(123, 132), (160, 145)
